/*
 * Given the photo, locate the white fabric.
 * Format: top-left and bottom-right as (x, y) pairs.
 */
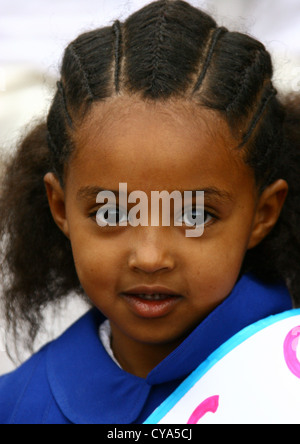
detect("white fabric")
(99, 320), (122, 368)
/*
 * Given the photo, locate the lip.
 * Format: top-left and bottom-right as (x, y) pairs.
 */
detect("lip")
(120, 285), (183, 319)
(122, 285), (182, 296)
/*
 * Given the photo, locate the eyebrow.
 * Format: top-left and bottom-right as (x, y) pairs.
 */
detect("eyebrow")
(76, 185), (233, 203)
(197, 187), (234, 203)
(77, 186), (120, 201)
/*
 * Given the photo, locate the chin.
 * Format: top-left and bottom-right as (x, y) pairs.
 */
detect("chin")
(127, 325), (191, 347)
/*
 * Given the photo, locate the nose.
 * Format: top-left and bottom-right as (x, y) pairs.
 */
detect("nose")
(128, 227), (176, 274)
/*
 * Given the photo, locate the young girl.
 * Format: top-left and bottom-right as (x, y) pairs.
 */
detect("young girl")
(0, 0), (299, 424)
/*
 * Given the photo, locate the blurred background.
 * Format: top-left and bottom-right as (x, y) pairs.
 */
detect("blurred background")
(1, 0), (300, 375)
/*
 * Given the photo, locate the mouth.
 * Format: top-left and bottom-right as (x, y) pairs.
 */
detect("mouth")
(131, 293), (176, 301)
(120, 286), (183, 319)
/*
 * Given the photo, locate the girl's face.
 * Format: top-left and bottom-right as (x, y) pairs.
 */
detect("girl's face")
(45, 96), (287, 371)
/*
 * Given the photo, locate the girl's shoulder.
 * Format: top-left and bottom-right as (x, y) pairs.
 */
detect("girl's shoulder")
(0, 344), (57, 424)
(0, 308), (103, 424)
(0, 335), (77, 424)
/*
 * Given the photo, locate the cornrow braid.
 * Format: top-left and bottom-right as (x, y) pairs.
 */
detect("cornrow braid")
(240, 82), (277, 147)
(68, 43), (94, 101)
(149, 2), (169, 94)
(192, 26), (227, 94)
(112, 20), (123, 94)
(225, 49), (263, 116)
(56, 81), (73, 129)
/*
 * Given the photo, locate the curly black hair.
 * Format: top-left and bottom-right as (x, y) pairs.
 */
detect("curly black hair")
(1, 0), (300, 355)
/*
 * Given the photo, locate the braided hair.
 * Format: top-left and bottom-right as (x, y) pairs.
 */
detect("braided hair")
(1, 0), (300, 353)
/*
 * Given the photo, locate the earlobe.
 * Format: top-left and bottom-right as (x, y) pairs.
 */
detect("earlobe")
(247, 179), (288, 250)
(44, 172), (70, 239)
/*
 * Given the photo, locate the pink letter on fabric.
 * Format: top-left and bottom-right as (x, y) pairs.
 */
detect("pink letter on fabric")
(187, 395), (219, 424)
(284, 326), (300, 379)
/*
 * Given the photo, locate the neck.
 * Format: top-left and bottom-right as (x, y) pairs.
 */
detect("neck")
(110, 324), (185, 379)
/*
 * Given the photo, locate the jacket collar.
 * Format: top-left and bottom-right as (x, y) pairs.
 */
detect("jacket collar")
(46, 273), (292, 424)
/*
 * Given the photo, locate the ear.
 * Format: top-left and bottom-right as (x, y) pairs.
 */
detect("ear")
(44, 172), (70, 239)
(247, 179), (288, 250)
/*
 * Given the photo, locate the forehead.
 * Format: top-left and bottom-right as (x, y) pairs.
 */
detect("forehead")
(67, 96), (253, 194)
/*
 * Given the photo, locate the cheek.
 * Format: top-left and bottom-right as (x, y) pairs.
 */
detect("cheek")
(190, 232), (247, 270)
(187, 254), (240, 313)
(186, 232), (249, 295)
(69, 233), (117, 292)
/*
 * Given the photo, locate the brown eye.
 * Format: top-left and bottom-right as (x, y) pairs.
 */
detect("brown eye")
(95, 205), (128, 226)
(179, 207), (213, 227)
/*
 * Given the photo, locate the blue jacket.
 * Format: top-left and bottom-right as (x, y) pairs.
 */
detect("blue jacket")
(0, 273), (292, 424)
